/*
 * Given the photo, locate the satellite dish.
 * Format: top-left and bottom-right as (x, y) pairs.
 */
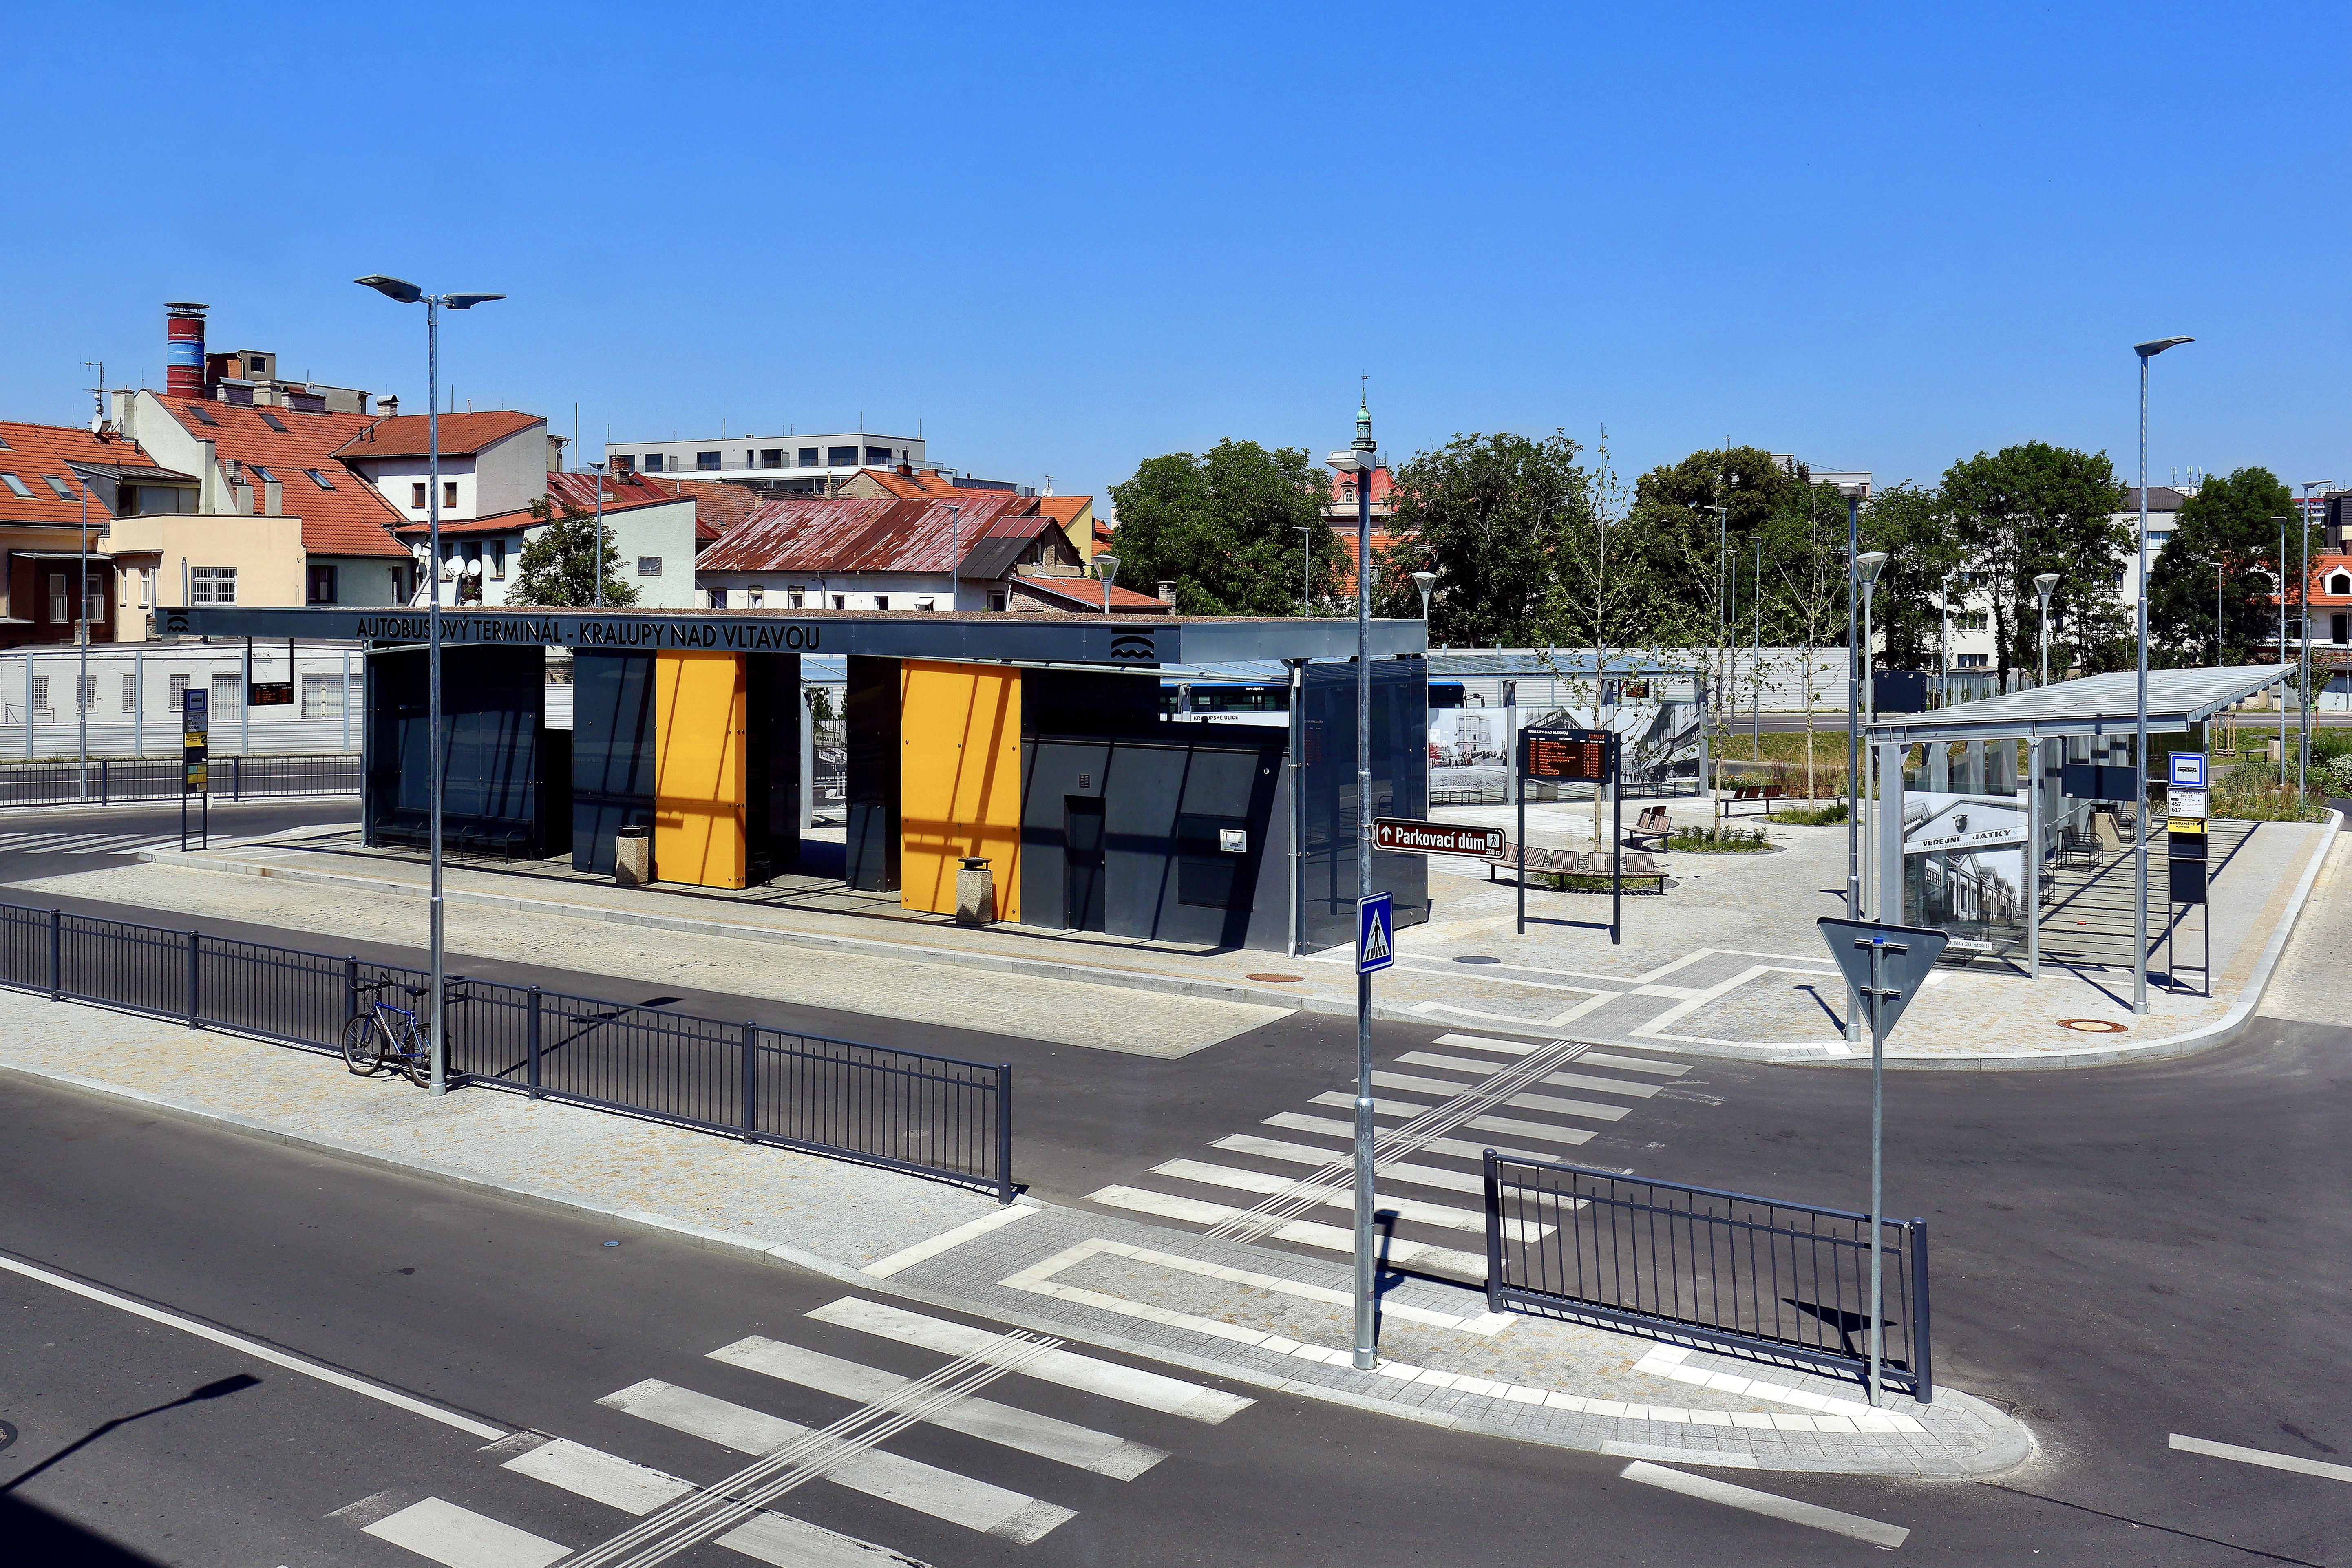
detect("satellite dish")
(465, 559), (483, 578)
(439, 559), (459, 580)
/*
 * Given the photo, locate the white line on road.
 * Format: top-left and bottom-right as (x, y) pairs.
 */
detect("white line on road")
(710, 1335), (1168, 1478)
(1265, 1109), (1577, 1158)
(806, 1297), (1254, 1422)
(2169, 1432), (2352, 1484)
(503, 1438), (694, 1514)
(363, 1497), (569, 1568)
(1084, 1185), (1490, 1276)
(863, 1204), (1036, 1279)
(1212, 1132), (1486, 1192)
(0, 1249), (506, 1440)
(1144, 1159), (1545, 1237)
(1617, 1460), (1910, 1549)
(1504, 1090), (1633, 1122)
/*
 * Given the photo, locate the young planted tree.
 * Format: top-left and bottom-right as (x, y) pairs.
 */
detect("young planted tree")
(1106, 440), (1341, 615)
(1769, 479), (1857, 799)
(508, 497), (638, 608)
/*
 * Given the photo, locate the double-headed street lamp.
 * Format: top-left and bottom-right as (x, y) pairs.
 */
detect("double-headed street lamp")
(354, 275), (506, 1097)
(2133, 335), (2193, 1015)
(1327, 399), (1378, 1373)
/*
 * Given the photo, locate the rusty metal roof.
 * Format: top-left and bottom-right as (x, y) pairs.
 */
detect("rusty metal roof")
(698, 494), (1052, 574)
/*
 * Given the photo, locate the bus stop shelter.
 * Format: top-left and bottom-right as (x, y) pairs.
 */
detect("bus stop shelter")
(1862, 664), (2295, 979)
(168, 604), (1430, 955)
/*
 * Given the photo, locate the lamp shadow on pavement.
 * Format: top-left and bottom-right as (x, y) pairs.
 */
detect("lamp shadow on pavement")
(1783, 1300), (1887, 1365)
(0, 1373), (261, 1497)
(0, 1495), (170, 1566)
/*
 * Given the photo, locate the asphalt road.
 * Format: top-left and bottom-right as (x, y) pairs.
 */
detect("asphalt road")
(3, 798), (2348, 1561)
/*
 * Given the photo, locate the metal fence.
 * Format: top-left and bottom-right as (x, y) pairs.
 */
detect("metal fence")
(1483, 1152), (1930, 1401)
(0, 753), (360, 808)
(0, 901), (1012, 1201)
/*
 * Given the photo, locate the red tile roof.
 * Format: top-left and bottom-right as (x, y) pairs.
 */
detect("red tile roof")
(633, 475), (763, 543)
(391, 488), (682, 539)
(0, 422), (162, 527)
(1010, 575), (1173, 614)
(852, 467), (969, 499)
(699, 495), (1049, 574)
(157, 397), (410, 559)
(331, 410), (543, 460)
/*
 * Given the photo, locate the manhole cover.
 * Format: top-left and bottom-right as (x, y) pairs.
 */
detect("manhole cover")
(1247, 973), (1305, 983)
(2056, 1018), (2129, 1034)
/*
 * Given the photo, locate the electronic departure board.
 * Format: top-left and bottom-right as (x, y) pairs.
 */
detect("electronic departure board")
(1520, 727), (1617, 784)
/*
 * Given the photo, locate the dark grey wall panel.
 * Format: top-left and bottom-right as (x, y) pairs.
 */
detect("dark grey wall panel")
(365, 644), (548, 855)
(571, 650), (654, 873)
(846, 656), (900, 893)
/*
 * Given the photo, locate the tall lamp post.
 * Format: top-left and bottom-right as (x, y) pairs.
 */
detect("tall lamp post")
(2275, 516), (2290, 786)
(1411, 569), (1436, 626)
(589, 460), (607, 607)
(2034, 573), (2060, 687)
(2133, 336), (2193, 1015)
(1839, 481), (1865, 1041)
(355, 275), (506, 1097)
(1327, 398), (1378, 1372)
(76, 467), (92, 801)
(2299, 508), (2312, 798)
(1095, 552), (1119, 613)
(1855, 552), (1888, 919)
(1296, 524), (1314, 616)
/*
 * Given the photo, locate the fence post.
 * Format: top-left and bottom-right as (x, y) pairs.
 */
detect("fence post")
(344, 955), (358, 1025)
(47, 908), (61, 1000)
(995, 1062), (1014, 1205)
(528, 987), (543, 1098)
(1483, 1149), (1506, 1314)
(100, 758), (108, 806)
(1909, 1218), (1933, 1405)
(187, 930), (201, 1028)
(741, 1022), (759, 1139)
(232, 755), (241, 801)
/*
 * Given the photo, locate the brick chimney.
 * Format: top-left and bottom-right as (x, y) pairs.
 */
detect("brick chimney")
(1157, 581), (1176, 604)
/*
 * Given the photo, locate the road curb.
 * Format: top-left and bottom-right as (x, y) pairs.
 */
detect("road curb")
(0, 1037), (2026, 1479)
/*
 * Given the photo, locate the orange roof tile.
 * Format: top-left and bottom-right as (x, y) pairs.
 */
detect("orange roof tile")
(159, 398), (411, 559)
(331, 410), (543, 460)
(0, 421), (164, 527)
(1010, 575), (1173, 614)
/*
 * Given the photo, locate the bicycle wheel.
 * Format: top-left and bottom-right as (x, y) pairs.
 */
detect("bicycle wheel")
(396, 1024), (432, 1089)
(341, 1013), (384, 1076)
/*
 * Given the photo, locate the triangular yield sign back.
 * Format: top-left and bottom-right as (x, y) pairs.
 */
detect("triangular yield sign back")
(1815, 917), (1951, 1039)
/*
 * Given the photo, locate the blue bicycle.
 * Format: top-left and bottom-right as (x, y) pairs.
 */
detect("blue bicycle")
(342, 977), (433, 1088)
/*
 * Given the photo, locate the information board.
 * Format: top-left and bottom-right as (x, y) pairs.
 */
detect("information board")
(1521, 727), (1618, 784)
(182, 687), (208, 793)
(1374, 818), (1506, 860)
(248, 681), (294, 707)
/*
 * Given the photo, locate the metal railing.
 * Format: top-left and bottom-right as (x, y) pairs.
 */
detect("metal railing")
(1483, 1152), (1931, 1401)
(0, 901), (1012, 1201)
(0, 754), (359, 808)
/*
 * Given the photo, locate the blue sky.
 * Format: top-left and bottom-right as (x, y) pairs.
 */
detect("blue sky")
(7, 2), (2344, 506)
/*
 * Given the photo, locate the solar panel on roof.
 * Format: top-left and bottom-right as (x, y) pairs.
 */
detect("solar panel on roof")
(185, 404), (218, 426)
(259, 411), (287, 433)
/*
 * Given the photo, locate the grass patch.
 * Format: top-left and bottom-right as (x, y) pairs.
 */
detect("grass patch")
(1766, 801), (1848, 826)
(1664, 825), (1775, 853)
(2210, 762), (2329, 823)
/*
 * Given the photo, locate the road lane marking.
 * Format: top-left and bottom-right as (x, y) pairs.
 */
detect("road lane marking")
(1580, 1050), (1691, 1076)
(1142, 1159), (1547, 1238)
(1538, 1070), (1661, 1098)
(1617, 1461), (1910, 1548)
(2169, 1432), (2352, 1484)
(805, 1297), (1253, 1422)
(0, 1249), (506, 1440)
(503, 1438), (693, 1514)
(1084, 1185), (1490, 1276)
(863, 1205), (1036, 1279)
(597, 1379), (1074, 1541)
(1431, 1031), (1547, 1055)
(1262, 1110), (1572, 1159)
(1394, 1050), (1505, 1075)
(501, 1437), (931, 1566)
(709, 1335), (1168, 1478)
(1504, 1091), (1632, 1121)
(1212, 1133), (1486, 1193)
(1307, 1091), (1434, 1116)
(1462, 1113), (1598, 1146)
(362, 1497), (568, 1568)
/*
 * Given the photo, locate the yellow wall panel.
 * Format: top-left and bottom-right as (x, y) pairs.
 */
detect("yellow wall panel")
(899, 661), (1022, 921)
(654, 651), (748, 889)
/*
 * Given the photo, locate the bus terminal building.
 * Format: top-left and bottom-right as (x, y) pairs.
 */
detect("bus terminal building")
(172, 605), (1430, 953)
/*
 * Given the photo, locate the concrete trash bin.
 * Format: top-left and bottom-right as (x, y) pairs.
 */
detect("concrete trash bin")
(615, 824), (652, 888)
(955, 856), (994, 926)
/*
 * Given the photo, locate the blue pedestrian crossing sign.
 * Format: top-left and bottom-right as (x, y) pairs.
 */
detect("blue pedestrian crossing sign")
(1357, 892), (1395, 975)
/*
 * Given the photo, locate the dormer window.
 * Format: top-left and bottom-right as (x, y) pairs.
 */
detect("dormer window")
(2332, 575), (2350, 596)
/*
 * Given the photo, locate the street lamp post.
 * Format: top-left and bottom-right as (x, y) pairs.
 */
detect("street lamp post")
(1752, 534), (1763, 752)
(1713, 504), (1729, 831)
(947, 504), (962, 612)
(1095, 552), (1120, 614)
(356, 275), (506, 1097)
(589, 461), (607, 607)
(1327, 399), (1378, 1373)
(2276, 515), (2290, 786)
(77, 470), (91, 801)
(2300, 508), (2312, 799)
(1296, 524), (1314, 616)
(1840, 482), (1864, 1042)
(2133, 336), (2193, 1016)
(1856, 553), (1888, 920)
(2034, 572), (2060, 687)
(1411, 569), (1436, 627)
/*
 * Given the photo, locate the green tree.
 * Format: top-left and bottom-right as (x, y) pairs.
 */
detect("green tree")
(1106, 441), (1341, 615)
(1857, 484), (1965, 673)
(1378, 431), (1595, 647)
(2146, 467), (2305, 665)
(508, 497), (638, 608)
(1940, 443), (2129, 687)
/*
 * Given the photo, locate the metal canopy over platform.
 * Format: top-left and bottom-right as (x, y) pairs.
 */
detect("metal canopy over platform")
(1867, 665), (2294, 745)
(1427, 650), (1703, 678)
(169, 605), (1427, 665)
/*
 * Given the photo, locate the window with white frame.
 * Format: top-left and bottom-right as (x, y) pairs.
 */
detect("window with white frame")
(211, 674), (241, 716)
(411, 482), (427, 508)
(47, 574), (65, 623)
(30, 674), (50, 712)
(169, 673), (189, 711)
(77, 675), (96, 713)
(121, 674), (135, 710)
(191, 567), (236, 603)
(746, 586), (763, 608)
(2332, 574), (2350, 596)
(638, 557), (662, 577)
(301, 672), (343, 719)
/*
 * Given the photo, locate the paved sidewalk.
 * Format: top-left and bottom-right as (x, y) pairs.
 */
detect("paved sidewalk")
(0, 987), (2028, 1477)
(81, 802), (2340, 1070)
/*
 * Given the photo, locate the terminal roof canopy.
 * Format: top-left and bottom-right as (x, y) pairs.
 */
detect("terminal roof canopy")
(1867, 665), (2295, 744)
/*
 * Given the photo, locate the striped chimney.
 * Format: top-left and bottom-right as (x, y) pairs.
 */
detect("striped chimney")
(165, 302), (208, 398)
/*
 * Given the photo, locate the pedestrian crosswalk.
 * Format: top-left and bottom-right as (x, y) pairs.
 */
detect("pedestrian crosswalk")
(343, 1295), (1252, 1567)
(0, 828), (191, 858)
(1084, 1031), (1694, 1281)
